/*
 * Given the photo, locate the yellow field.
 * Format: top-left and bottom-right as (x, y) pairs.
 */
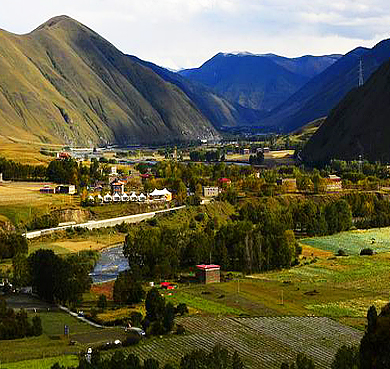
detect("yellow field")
(0, 182), (60, 205)
(265, 150), (295, 159)
(0, 135), (59, 165)
(300, 244), (334, 258)
(29, 233), (126, 255)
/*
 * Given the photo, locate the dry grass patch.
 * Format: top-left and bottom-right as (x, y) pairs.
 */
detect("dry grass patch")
(300, 244), (334, 258)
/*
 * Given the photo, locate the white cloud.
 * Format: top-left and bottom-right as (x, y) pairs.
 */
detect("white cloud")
(0, 0), (390, 69)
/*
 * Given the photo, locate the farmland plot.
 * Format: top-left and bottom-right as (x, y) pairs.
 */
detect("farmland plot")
(300, 227), (390, 255)
(104, 317), (362, 368)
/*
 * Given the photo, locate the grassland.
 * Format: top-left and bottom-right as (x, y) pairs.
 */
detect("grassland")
(0, 135), (58, 165)
(300, 226), (390, 255)
(0, 309), (125, 364)
(0, 181), (79, 226)
(29, 232), (126, 255)
(2, 355), (78, 369)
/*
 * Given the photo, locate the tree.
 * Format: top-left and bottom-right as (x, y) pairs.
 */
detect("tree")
(113, 271), (145, 305)
(144, 358), (160, 369)
(232, 350), (245, 369)
(360, 304), (390, 369)
(163, 302), (175, 333)
(145, 288), (165, 322)
(97, 294), (107, 310)
(331, 345), (360, 369)
(282, 353), (315, 369)
(32, 315), (43, 336)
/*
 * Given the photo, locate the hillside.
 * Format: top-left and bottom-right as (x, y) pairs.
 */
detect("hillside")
(179, 52), (340, 111)
(128, 55), (266, 128)
(0, 16), (219, 146)
(262, 39), (390, 132)
(302, 58), (390, 163)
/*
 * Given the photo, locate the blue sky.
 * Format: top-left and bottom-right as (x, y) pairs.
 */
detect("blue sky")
(1, 0), (389, 69)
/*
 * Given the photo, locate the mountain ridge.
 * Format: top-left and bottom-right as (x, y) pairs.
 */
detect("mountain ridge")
(261, 39), (390, 132)
(302, 57), (390, 163)
(0, 16), (219, 146)
(179, 52), (341, 111)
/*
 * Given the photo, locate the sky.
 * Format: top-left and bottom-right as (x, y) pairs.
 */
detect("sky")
(1, 0), (390, 70)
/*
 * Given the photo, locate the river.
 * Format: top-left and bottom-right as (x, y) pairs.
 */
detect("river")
(89, 244), (130, 283)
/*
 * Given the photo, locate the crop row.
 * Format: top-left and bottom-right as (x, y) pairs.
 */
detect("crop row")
(101, 317), (363, 369)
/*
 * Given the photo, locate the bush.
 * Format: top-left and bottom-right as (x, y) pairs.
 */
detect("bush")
(122, 332), (142, 347)
(97, 294), (107, 310)
(176, 324), (186, 335)
(360, 248), (374, 256)
(194, 213), (205, 222)
(336, 249), (348, 256)
(176, 303), (189, 316)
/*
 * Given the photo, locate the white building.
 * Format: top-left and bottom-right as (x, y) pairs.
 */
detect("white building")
(138, 193), (146, 202)
(104, 194), (113, 203)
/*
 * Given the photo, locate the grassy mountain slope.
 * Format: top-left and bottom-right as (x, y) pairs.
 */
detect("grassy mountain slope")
(128, 55), (266, 128)
(302, 58), (390, 163)
(179, 53), (339, 112)
(263, 39), (390, 132)
(0, 16), (218, 146)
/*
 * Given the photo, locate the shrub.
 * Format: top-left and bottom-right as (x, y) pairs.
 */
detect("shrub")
(176, 324), (186, 335)
(176, 303), (189, 316)
(97, 294), (107, 310)
(336, 249), (348, 256)
(195, 213), (205, 222)
(122, 333), (142, 347)
(360, 248), (374, 256)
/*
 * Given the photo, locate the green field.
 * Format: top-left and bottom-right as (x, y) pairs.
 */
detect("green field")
(0, 310), (114, 364)
(101, 316), (362, 369)
(300, 227), (390, 255)
(2, 355), (78, 369)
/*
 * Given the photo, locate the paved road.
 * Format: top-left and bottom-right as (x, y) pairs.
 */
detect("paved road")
(24, 206), (185, 239)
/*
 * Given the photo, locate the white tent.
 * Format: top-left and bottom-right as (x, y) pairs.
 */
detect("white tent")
(121, 193), (129, 202)
(149, 188), (171, 197)
(129, 192), (138, 201)
(138, 193), (146, 202)
(104, 194), (113, 202)
(113, 193), (121, 202)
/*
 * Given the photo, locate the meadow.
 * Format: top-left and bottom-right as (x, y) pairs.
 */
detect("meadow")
(0, 309), (123, 364)
(300, 226), (390, 255)
(0, 181), (79, 226)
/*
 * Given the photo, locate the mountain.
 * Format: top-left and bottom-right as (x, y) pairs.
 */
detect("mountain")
(179, 52), (340, 111)
(302, 57), (390, 163)
(262, 39), (390, 132)
(128, 55), (266, 129)
(0, 16), (219, 146)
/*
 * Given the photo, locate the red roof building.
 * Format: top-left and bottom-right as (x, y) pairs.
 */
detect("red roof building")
(196, 264), (220, 284)
(218, 178), (231, 185)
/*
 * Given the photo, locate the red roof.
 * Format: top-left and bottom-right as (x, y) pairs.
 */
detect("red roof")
(219, 178), (231, 183)
(196, 264), (220, 270)
(160, 282), (171, 287)
(140, 173), (152, 178)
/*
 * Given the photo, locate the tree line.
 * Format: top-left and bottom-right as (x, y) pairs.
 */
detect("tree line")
(0, 233), (28, 259)
(124, 201), (299, 279)
(0, 298), (42, 340)
(51, 343), (244, 369)
(0, 157), (46, 181)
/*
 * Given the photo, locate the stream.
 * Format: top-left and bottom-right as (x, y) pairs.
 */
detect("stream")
(90, 244), (130, 283)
